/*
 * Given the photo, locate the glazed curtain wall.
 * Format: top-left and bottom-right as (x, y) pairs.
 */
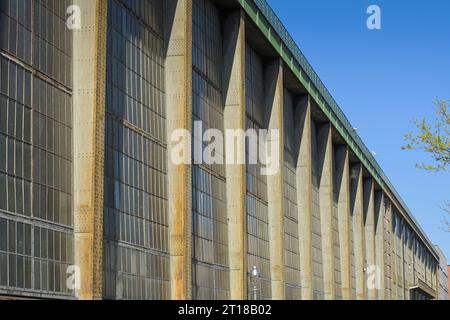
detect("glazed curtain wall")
(0, 0), (74, 298)
(245, 43), (271, 300)
(191, 0), (230, 300)
(103, 0), (170, 299)
(282, 89), (301, 299)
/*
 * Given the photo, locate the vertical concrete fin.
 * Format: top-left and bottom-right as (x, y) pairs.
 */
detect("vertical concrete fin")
(223, 8), (247, 300)
(295, 95), (313, 300)
(317, 123), (335, 299)
(400, 217), (406, 299)
(350, 163), (366, 300)
(264, 59), (285, 300)
(385, 199), (393, 300)
(363, 178), (376, 299)
(73, 0), (108, 300)
(390, 200), (399, 299)
(375, 190), (386, 299)
(165, 0), (193, 300)
(335, 145), (351, 299)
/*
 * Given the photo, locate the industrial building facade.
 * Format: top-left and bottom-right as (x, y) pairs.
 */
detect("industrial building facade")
(0, 0), (442, 300)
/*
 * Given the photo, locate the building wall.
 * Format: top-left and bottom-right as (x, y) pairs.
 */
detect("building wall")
(103, 0), (170, 299)
(191, 0), (229, 300)
(0, 0), (74, 299)
(0, 0), (441, 300)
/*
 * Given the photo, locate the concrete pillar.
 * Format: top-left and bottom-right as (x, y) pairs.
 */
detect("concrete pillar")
(335, 145), (351, 299)
(317, 123), (335, 300)
(363, 178), (376, 299)
(386, 200), (394, 299)
(375, 190), (386, 299)
(405, 230), (411, 300)
(73, 0), (108, 300)
(350, 163), (365, 300)
(391, 205), (398, 299)
(264, 59), (285, 300)
(295, 95), (313, 300)
(222, 9), (247, 300)
(165, 0), (193, 300)
(400, 221), (406, 299)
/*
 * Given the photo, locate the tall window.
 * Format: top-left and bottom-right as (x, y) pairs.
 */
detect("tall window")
(191, 0), (229, 300)
(283, 89), (301, 299)
(245, 44), (271, 300)
(0, 0), (74, 298)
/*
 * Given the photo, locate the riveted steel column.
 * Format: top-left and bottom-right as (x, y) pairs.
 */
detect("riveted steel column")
(165, 0), (193, 300)
(73, 0), (107, 300)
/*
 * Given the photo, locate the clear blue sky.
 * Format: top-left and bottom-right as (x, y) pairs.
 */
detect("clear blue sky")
(266, 0), (450, 260)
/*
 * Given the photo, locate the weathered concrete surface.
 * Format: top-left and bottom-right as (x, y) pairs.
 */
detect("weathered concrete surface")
(363, 178), (376, 299)
(165, 0), (193, 300)
(317, 123), (335, 300)
(375, 190), (386, 299)
(223, 8), (247, 300)
(399, 223), (406, 299)
(385, 199), (394, 300)
(335, 145), (351, 299)
(295, 96), (313, 300)
(265, 59), (285, 300)
(390, 199), (399, 299)
(350, 163), (366, 300)
(73, 0), (107, 300)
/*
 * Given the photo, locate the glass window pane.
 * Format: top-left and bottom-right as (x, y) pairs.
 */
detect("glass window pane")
(8, 220), (16, 255)
(8, 253), (16, 287)
(7, 175), (15, 213)
(0, 217), (7, 252)
(0, 253), (7, 286)
(0, 58), (8, 95)
(0, 96), (7, 134)
(0, 134), (6, 172)
(8, 101), (15, 137)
